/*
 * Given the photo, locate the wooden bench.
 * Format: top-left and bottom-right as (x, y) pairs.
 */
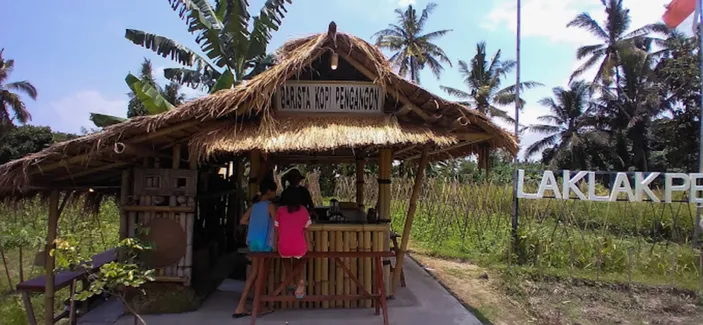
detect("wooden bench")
(247, 251), (394, 325)
(16, 249), (116, 325)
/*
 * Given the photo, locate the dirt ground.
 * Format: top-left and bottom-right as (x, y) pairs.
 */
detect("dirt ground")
(411, 254), (703, 325)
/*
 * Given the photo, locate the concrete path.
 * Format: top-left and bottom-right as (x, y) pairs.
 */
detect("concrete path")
(113, 257), (482, 325)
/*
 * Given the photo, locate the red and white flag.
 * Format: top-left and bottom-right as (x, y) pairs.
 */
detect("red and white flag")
(662, 0), (697, 29)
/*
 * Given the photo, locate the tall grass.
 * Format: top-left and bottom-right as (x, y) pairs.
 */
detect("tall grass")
(335, 177), (701, 290)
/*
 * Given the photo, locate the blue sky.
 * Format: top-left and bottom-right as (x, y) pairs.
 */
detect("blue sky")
(1, 0), (674, 158)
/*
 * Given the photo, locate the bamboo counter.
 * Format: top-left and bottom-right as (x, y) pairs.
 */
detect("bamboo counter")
(256, 223), (391, 309)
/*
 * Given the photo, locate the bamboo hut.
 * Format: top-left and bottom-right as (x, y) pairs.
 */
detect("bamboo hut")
(0, 22), (517, 323)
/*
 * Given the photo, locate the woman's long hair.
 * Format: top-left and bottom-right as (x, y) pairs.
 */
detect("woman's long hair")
(282, 187), (303, 213)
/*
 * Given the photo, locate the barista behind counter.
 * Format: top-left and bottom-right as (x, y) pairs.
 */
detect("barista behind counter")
(279, 168), (318, 221)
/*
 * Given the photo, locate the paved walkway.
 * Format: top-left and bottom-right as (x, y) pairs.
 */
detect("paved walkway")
(111, 257), (481, 325)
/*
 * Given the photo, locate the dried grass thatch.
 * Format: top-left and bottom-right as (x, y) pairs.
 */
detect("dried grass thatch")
(190, 115), (459, 161)
(0, 23), (517, 196)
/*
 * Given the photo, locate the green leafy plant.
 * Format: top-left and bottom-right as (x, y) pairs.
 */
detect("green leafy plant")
(52, 227), (155, 324)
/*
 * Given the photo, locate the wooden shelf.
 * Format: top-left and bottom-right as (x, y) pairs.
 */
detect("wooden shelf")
(122, 206), (194, 213)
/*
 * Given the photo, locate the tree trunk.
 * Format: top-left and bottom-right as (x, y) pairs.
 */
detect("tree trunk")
(19, 246), (24, 283)
(0, 244), (12, 290)
(410, 57), (417, 83)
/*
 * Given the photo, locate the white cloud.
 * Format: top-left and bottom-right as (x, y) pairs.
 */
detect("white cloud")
(395, 0), (415, 6)
(48, 91), (126, 133)
(481, 0), (670, 44)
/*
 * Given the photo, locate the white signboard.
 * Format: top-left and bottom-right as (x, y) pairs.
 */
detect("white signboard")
(275, 82), (384, 114)
(517, 169), (703, 203)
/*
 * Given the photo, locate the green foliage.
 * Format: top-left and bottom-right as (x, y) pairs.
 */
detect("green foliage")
(89, 113), (128, 128)
(125, 73), (175, 115)
(0, 50), (38, 126)
(128, 0), (291, 91)
(0, 198), (120, 325)
(0, 125), (77, 164)
(51, 225), (155, 323)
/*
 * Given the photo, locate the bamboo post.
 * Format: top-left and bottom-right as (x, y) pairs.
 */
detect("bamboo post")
(185, 153), (197, 286)
(321, 231), (329, 308)
(336, 231), (344, 307)
(44, 189), (60, 325)
(350, 231), (358, 308)
(356, 158), (365, 208)
(378, 149), (392, 221)
(392, 146), (429, 295)
(248, 150), (261, 200)
(314, 230), (322, 308)
(363, 231), (372, 308)
(328, 231), (337, 307)
(171, 145), (182, 278)
(343, 232), (351, 308)
(119, 170), (130, 240)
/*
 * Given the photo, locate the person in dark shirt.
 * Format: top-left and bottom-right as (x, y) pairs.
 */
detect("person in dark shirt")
(280, 168), (316, 220)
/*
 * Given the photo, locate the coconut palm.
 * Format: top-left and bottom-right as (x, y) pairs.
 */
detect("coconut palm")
(593, 46), (661, 171)
(0, 49), (37, 126)
(126, 0), (290, 93)
(373, 3), (452, 83)
(440, 42), (541, 124)
(525, 81), (601, 168)
(567, 0), (667, 85)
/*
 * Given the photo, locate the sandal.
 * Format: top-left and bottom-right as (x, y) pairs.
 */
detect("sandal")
(294, 280), (306, 299)
(232, 312), (251, 319)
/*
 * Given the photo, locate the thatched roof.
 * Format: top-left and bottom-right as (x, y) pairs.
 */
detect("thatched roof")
(0, 22), (517, 197)
(190, 115), (460, 162)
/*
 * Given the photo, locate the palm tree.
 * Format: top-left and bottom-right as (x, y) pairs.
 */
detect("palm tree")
(567, 0), (667, 86)
(126, 0), (290, 93)
(525, 81), (600, 169)
(440, 42), (542, 124)
(373, 3), (452, 83)
(593, 47), (661, 171)
(0, 49), (37, 127)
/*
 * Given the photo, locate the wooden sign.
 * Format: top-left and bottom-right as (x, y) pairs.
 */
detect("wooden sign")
(275, 82), (384, 114)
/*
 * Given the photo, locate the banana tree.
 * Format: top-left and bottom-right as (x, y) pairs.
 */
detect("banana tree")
(90, 73), (176, 127)
(126, 0), (290, 93)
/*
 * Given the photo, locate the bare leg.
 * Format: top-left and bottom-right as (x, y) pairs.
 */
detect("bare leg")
(294, 258), (306, 298)
(234, 258), (258, 315)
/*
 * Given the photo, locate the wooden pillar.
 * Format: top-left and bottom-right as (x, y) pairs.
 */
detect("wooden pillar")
(356, 157), (365, 208)
(44, 189), (60, 325)
(392, 146), (429, 295)
(378, 149), (393, 296)
(377, 149), (392, 221)
(119, 170), (130, 240)
(248, 149), (261, 200)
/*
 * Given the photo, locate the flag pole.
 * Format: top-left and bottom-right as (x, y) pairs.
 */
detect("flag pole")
(510, 0), (522, 260)
(696, 0), (703, 293)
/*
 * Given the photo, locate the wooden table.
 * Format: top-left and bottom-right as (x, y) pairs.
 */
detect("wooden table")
(16, 249), (116, 325)
(247, 251), (394, 325)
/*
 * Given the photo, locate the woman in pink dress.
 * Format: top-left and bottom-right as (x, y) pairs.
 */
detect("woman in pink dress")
(275, 188), (312, 299)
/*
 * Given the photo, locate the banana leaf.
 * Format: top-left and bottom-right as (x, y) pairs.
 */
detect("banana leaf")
(90, 113), (127, 128)
(125, 73), (174, 114)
